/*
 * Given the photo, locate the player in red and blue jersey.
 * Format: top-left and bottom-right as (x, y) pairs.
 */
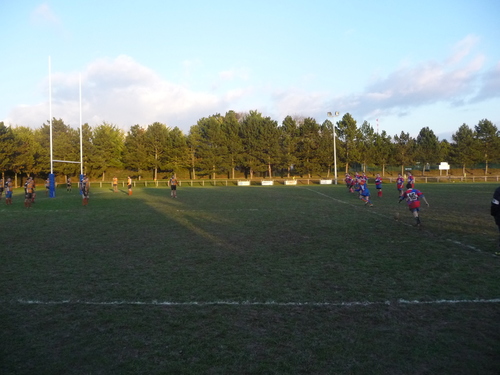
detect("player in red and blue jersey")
(396, 173), (404, 197)
(399, 183), (429, 226)
(355, 179), (373, 206)
(345, 173), (352, 192)
(375, 173), (382, 197)
(407, 172), (415, 188)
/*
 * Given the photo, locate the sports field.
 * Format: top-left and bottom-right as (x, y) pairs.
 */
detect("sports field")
(1, 183), (499, 374)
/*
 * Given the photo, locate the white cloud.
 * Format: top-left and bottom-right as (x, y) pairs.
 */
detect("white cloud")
(4, 56), (229, 132)
(261, 35), (497, 128)
(472, 61), (500, 103)
(218, 68), (250, 82)
(2, 36), (498, 134)
(320, 36), (487, 120)
(30, 3), (61, 27)
(446, 35), (479, 65)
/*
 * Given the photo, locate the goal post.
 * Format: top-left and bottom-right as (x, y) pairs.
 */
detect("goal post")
(48, 58), (84, 198)
(49, 173), (56, 198)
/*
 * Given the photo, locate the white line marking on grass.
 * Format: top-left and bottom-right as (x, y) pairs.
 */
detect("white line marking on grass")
(176, 208), (260, 212)
(303, 188), (497, 255)
(14, 298), (500, 307)
(445, 239), (484, 253)
(304, 187), (413, 226)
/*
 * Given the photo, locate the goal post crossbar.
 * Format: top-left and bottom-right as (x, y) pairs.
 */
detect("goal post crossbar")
(53, 160), (81, 164)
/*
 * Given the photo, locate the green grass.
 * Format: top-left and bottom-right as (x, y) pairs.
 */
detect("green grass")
(1, 183), (499, 374)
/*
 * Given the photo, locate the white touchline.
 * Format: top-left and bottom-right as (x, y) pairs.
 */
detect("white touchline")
(304, 187), (413, 226)
(303, 187), (498, 256)
(14, 298), (500, 306)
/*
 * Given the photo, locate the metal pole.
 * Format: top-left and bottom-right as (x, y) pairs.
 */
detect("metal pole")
(333, 126), (338, 184)
(79, 74), (83, 176)
(327, 112), (340, 184)
(49, 56), (53, 174)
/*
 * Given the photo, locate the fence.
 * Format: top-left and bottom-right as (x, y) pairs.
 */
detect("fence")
(82, 176), (500, 188)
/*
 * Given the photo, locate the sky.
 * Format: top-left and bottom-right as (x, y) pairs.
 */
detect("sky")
(1, 0), (499, 140)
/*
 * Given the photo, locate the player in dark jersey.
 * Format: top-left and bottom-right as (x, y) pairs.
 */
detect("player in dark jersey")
(399, 183), (429, 226)
(24, 177), (34, 208)
(491, 185), (500, 252)
(81, 175), (90, 206)
(127, 176), (132, 196)
(170, 174), (178, 198)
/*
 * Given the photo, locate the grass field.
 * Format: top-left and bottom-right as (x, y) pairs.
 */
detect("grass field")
(1, 182), (499, 374)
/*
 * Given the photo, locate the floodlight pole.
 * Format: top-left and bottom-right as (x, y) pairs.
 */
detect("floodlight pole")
(327, 111), (340, 184)
(79, 74), (83, 176)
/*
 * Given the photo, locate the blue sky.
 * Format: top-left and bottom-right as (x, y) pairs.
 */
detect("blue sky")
(1, 0), (499, 140)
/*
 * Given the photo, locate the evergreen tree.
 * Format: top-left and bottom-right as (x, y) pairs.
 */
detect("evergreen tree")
(318, 120), (336, 178)
(11, 126), (39, 185)
(81, 123), (93, 176)
(359, 121), (376, 173)
(240, 111), (279, 179)
(393, 131), (415, 174)
(279, 116), (300, 178)
(144, 122), (170, 180)
(195, 115), (227, 179)
(415, 127), (440, 175)
(0, 122), (16, 179)
(451, 124), (478, 176)
(474, 119), (499, 175)
(90, 122), (124, 181)
(336, 113), (361, 173)
(123, 125), (149, 176)
(187, 124), (202, 179)
(259, 115), (280, 178)
(222, 111), (244, 179)
(35, 118), (80, 177)
(372, 130), (393, 176)
(166, 127), (190, 175)
(296, 117), (321, 178)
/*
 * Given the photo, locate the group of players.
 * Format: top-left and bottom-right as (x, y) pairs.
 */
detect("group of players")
(0, 176), (39, 208)
(0, 173), (179, 207)
(344, 171), (429, 226)
(0, 175), (91, 207)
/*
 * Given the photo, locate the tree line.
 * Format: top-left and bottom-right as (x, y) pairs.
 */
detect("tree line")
(1, 111), (499, 182)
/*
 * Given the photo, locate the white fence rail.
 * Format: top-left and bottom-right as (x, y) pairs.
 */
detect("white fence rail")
(79, 175), (500, 188)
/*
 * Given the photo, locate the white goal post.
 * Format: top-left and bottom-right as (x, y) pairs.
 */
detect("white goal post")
(48, 57), (84, 198)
